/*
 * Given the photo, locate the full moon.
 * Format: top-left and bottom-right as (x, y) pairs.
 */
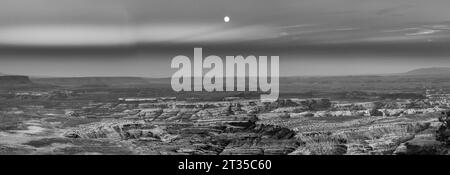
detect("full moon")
(224, 16), (230, 23)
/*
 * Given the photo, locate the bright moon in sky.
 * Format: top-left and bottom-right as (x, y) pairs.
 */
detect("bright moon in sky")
(224, 16), (230, 23)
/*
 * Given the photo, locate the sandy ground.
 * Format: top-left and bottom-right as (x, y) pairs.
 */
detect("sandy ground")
(0, 118), (71, 154)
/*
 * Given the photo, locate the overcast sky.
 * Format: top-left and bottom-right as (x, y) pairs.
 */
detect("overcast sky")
(1, 0), (450, 77)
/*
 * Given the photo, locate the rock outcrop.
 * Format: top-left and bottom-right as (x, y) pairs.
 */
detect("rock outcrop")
(0, 75), (33, 86)
(64, 107), (300, 155)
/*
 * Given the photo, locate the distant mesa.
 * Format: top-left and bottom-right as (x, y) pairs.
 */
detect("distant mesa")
(402, 67), (450, 76)
(0, 75), (33, 86)
(31, 77), (170, 88)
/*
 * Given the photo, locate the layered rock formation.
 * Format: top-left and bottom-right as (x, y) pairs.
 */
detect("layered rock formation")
(64, 103), (301, 155)
(0, 75), (33, 86)
(60, 99), (450, 155)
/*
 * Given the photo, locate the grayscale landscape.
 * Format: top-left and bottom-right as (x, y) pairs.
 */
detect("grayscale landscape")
(2, 0), (450, 155)
(1, 67), (450, 155)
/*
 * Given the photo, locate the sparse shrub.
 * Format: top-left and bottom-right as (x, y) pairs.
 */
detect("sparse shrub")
(297, 133), (348, 155)
(437, 111), (450, 145)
